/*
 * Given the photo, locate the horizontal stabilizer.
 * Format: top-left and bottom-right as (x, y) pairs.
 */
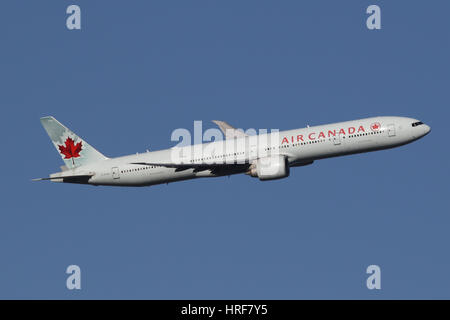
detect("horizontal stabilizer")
(32, 174), (94, 182)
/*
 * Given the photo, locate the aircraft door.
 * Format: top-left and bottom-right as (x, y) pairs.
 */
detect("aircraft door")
(250, 143), (258, 160)
(388, 124), (396, 137)
(248, 136), (258, 160)
(333, 134), (341, 145)
(112, 167), (120, 179)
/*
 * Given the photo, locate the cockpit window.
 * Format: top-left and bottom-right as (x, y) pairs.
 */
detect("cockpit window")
(412, 121), (423, 127)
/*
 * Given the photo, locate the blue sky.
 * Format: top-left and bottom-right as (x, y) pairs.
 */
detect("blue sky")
(0, 0), (449, 299)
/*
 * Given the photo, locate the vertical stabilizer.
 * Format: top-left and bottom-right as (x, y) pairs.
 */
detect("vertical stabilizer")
(40, 116), (108, 169)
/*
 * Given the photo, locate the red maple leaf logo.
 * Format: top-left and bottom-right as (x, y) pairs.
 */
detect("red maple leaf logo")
(58, 137), (82, 164)
(371, 123), (380, 131)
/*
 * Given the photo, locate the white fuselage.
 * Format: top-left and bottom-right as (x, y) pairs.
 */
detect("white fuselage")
(50, 116), (430, 187)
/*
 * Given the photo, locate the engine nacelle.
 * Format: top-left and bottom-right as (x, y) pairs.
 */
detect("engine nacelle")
(247, 155), (290, 181)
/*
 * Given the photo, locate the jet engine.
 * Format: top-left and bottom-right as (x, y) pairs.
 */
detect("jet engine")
(247, 155), (290, 181)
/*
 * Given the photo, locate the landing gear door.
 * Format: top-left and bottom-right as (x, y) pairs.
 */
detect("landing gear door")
(112, 167), (120, 179)
(388, 124), (396, 137)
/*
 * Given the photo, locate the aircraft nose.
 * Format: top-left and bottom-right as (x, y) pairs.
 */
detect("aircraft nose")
(410, 120), (431, 139)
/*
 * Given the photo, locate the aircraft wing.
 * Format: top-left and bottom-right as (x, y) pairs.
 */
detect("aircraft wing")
(130, 162), (250, 174)
(212, 120), (248, 139)
(130, 161), (247, 169)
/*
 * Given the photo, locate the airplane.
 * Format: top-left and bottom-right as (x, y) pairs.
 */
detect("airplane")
(33, 116), (430, 187)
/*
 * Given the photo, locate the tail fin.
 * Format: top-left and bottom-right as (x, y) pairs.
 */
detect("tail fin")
(40, 116), (108, 169)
